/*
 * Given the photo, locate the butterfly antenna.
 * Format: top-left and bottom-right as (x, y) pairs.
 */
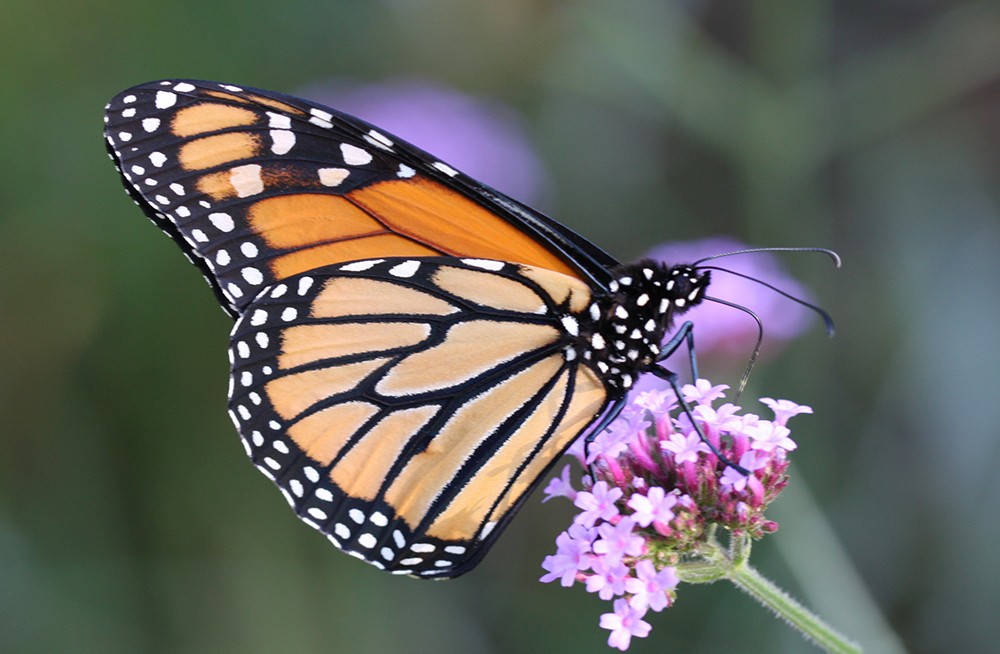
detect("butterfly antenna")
(694, 246), (841, 269)
(696, 265), (837, 337)
(701, 295), (763, 403)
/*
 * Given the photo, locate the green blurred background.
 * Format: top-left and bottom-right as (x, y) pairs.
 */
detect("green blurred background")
(2, 1), (999, 652)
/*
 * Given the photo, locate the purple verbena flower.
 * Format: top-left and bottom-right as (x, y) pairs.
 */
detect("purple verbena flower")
(624, 559), (679, 612)
(760, 397), (814, 425)
(599, 599), (652, 651)
(627, 486), (678, 529)
(540, 377), (812, 650)
(682, 379), (730, 405)
(592, 518), (646, 565)
(574, 481), (623, 528)
(542, 464), (577, 503)
(661, 430), (710, 465)
(586, 556), (632, 600)
(747, 420), (797, 453)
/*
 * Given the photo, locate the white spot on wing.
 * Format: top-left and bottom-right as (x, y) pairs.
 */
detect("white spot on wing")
(341, 143), (373, 165)
(230, 164), (264, 197)
(155, 91), (177, 109)
(309, 108), (333, 128)
(242, 267), (263, 285)
(461, 259), (504, 271)
(318, 167), (349, 187)
(341, 259), (383, 272)
(367, 129), (393, 148)
(209, 212), (235, 232)
(142, 118), (160, 132)
(267, 112), (291, 129)
(432, 161), (459, 176)
(389, 260), (420, 278)
(270, 129), (295, 155)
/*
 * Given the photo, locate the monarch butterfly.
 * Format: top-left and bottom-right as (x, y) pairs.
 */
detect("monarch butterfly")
(104, 80), (716, 578)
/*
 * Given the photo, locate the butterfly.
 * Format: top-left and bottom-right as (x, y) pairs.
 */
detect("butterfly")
(103, 80), (712, 578)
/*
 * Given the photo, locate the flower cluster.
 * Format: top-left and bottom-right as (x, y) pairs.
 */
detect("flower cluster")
(540, 380), (812, 651)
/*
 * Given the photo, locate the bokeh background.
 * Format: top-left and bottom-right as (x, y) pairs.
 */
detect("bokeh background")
(2, 1), (999, 652)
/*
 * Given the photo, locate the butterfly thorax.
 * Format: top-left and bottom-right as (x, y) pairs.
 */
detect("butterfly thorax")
(565, 259), (710, 395)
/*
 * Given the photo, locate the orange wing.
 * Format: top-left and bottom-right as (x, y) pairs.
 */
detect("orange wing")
(103, 80), (607, 317)
(228, 257), (608, 577)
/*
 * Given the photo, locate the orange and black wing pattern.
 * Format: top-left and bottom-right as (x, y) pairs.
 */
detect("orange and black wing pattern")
(229, 257), (608, 577)
(103, 80), (619, 317)
(103, 80), (685, 579)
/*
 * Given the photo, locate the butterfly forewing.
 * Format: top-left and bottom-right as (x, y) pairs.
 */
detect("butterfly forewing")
(228, 257), (608, 576)
(103, 80), (619, 317)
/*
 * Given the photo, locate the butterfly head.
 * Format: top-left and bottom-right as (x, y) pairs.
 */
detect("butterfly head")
(572, 260), (710, 394)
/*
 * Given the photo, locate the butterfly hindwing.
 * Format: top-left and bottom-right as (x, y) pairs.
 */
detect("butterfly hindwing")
(103, 80), (620, 317)
(227, 257), (609, 577)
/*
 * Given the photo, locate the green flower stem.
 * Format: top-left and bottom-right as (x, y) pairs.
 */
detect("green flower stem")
(676, 535), (861, 653)
(728, 560), (861, 654)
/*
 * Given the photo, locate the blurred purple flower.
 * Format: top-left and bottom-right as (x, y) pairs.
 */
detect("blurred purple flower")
(299, 77), (547, 204)
(648, 236), (816, 363)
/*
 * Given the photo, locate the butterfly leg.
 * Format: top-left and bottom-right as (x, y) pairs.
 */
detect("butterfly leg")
(651, 321), (749, 475)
